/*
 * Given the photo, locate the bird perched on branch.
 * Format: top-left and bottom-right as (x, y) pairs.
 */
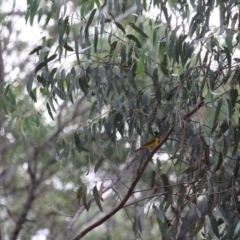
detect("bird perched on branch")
(135, 131), (160, 152)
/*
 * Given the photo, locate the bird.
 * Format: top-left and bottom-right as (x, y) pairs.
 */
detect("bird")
(135, 131), (160, 152)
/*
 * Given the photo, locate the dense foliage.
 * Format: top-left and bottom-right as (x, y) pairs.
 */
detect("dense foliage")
(2, 0), (240, 239)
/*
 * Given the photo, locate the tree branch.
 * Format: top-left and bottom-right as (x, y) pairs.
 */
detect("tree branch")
(65, 155), (138, 240)
(70, 99), (204, 239)
(71, 128), (173, 240)
(10, 180), (38, 240)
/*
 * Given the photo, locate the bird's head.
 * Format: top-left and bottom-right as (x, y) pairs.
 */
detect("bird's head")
(154, 131), (160, 138)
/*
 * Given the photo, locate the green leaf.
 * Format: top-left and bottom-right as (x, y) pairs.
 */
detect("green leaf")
(232, 127), (239, 156)
(84, 9), (97, 34)
(94, 27), (99, 53)
(100, 12), (106, 36)
(153, 204), (165, 222)
(110, 41), (118, 56)
(38, 7), (43, 23)
(83, 60), (91, 70)
(94, 0), (100, 8)
(4, 84), (11, 98)
(230, 88), (238, 109)
(98, 66), (106, 82)
(127, 71), (138, 90)
(29, 45), (43, 55)
(137, 61), (144, 78)
(114, 22), (126, 34)
(94, 157), (105, 173)
(46, 102), (54, 120)
(126, 34), (142, 48)
(93, 186), (103, 212)
(88, 101), (97, 119)
(26, 74), (37, 102)
(215, 206), (229, 225)
(151, 171), (156, 187)
(75, 40), (81, 66)
(58, 18), (65, 44)
(226, 98), (232, 123)
(74, 132), (89, 153)
(161, 54), (169, 76)
(212, 98), (222, 130)
(234, 157), (240, 178)
(54, 87), (66, 100)
(79, 75), (89, 96)
(114, 137), (121, 157)
(46, 53), (57, 63)
(35, 62), (46, 73)
(209, 214), (220, 238)
(7, 89), (16, 106)
(64, 42), (74, 51)
(82, 184), (89, 210)
(129, 23), (148, 38)
(214, 152), (223, 173)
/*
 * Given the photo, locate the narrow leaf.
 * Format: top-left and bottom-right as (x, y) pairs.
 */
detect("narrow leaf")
(153, 204), (165, 222)
(46, 102), (54, 120)
(76, 186), (82, 204)
(215, 152), (223, 172)
(82, 184), (89, 210)
(209, 214), (220, 238)
(212, 98), (222, 132)
(46, 53), (57, 63)
(35, 62), (46, 73)
(64, 42), (74, 51)
(129, 23), (148, 38)
(126, 34), (142, 48)
(94, 157), (105, 173)
(74, 132), (89, 152)
(114, 22), (126, 34)
(84, 9), (97, 34)
(93, 186), (103, 211)
(110, 41), (118, 56)
(94, 27), (99, 53)
(27, 74), (34, 95)
(127, 71), (138, 90)
(216, 206), (229, 225)
(75, 40), (81, 65)
(29, 45), (43, 55)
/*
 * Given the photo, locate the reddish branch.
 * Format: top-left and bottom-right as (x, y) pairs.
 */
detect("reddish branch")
(10, 180), (38, 240)
(72, 128), (173, 240)
(71, 100), (204, 240)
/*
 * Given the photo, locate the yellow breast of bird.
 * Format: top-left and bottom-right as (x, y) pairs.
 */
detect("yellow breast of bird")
(142, 137), (159, 149)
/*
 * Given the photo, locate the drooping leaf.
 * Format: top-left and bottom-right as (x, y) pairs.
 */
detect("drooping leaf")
(46, 102), (54, 120)
(126, 34), (142, 48)
(29, 45), (43, 55)
(74, 132), (89, 153)
(82, 184), (89, 211)
(84, 9), (97, 34)
(153, 204), (165, 222)
(94, 27), (99, 53)
(209, 214), (220, 238)
(109, 41), (118, 56)
(127, 71), (138, 90)
(93, 186), (103, 212)
(35, 62), (46, 73)
(94, 157), (105, 173)
(214, 152), (223, 173)
(26, 75), (37, 102)
(76, 186), (82, 204)
(64, 42), (74, 51)
(114, 22), (126, 34)
(129, 23), (148, 38)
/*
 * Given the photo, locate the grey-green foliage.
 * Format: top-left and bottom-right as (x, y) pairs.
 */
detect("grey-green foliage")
(4, 0), (240, 239)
